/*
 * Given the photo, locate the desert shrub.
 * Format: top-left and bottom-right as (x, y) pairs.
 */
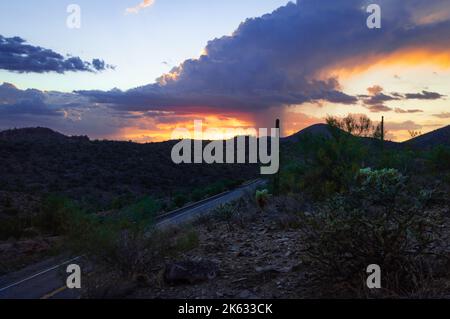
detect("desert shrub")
(87, 228), (153, 278)
(211, 194), (258, 231)
(375, 149), (417, 173)
(191, 188), (205, 202)
(279, 161), (305, 194)
(82, 226), (200, 286)
(255, 189), (269, 210)
(188, 179), (242, 203)
(356, 168), (406, 202)
(173, 192), (189, 208)
(119, 196), (161, 225)
(0, 195), (91, 240)
(1, 195), (13, 208)
(213, 203), (235, 222)
(204, 183), (224, 197)
(61, 209), (156, 277)
(110, 193), (135, 210)
(428, 145), (450, 171)
(213, 203), (238, 231)
(173, 229), (199, 252)
(72, 196), (163, 258)
(62, 196), (199, 281)
(298, 168), (450, 297)
(0, 216), (30, 240)
(35, 195), (86, 236)
(281, 129), (366, 200)
(31, 195), (149, 258)
(79, 227), (202, 299)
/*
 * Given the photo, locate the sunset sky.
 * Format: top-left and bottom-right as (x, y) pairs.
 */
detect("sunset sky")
(1, 0), (449, 142)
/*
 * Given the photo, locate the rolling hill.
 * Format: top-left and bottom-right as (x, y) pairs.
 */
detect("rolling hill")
(0, 123), (448, 212)
(284, 123), (450, 149)
(0, 127), (259, 211)
(404, 125), (450, 149)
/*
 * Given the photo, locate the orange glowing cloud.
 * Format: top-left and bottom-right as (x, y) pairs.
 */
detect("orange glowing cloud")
(112, 112), (255, 143)
(125, 0), (155, 14)
(320, 48), (450, 80)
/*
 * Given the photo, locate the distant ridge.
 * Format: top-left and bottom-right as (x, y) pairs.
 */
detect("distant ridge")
(404, 125), (450, 149)
(283, 123), (331, 142)
(2, 124), (450, 147)
(0, 126), (258, 208)
(285, 123), (450, 149)
(0, 127), (89, 143)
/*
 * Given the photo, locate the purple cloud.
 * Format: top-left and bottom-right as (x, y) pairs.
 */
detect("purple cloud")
(0, 35), (114, 74)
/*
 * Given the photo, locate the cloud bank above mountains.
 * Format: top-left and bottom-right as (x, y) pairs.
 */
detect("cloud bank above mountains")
(1, 0), (450, 141)
(0, 35), (114, 73)
(79, 0), (450, 114)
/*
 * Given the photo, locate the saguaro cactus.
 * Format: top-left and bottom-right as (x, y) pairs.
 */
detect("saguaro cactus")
(273, 119), (281, 196)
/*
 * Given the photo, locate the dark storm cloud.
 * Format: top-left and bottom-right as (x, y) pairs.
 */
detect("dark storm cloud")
(361, 89), (402, 113)
(0, 82), (89, 118)
(0, 82), (132, 139)
(367, 104), (393, 113)
(363, 93), (400, 106)
(361, 86), (445, 112)
(78, 0), (450, 113)
(404, 91), (446, 100)
(0, 35), (114, 73)
(0, 97), (60, 117)
(0, 83), (59, 116)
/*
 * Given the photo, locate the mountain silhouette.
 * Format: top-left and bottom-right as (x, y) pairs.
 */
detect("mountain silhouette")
(404, 125), (450, 149)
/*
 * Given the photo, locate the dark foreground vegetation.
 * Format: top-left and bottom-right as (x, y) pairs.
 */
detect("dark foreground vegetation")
(277, 115), (450, 297)
(0, 127), (257, 210)
(1, 116), (450, 298)
(0, 128), (257, 273)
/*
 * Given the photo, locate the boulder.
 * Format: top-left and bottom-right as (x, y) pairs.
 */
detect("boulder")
(164, 260), (219, 285)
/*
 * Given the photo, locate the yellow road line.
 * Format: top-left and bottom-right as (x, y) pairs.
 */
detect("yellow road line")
(40, 286), (67, 299)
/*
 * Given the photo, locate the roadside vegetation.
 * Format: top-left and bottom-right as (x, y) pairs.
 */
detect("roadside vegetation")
(0, 176), (246, 274)
(276, 114), (450, 297)
(2, 115), (450, 298)
(81, 111), (450, 298)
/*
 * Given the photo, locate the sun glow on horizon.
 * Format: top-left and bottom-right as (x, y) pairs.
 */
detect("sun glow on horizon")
(111, 113), (255, 143)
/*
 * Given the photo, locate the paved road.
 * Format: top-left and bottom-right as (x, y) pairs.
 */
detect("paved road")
(0, 180), (264, 299)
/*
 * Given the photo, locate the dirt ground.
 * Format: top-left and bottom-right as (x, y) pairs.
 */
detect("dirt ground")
(130, 204), (310, 299)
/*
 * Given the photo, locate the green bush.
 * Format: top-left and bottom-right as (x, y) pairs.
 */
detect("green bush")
(110, 193), (135, 210)
(429, 145), (450, 171)
(255, 189), (269, 209)
(356, 168), (406, 202)
(173, 192), (189, 208)
(375, 149), (417, 173)
(191, 188), (205, 202)
(0, 216), (30, 240)
(213, 203), (235, 222)
(35, 195), (85, 236)
(54, 201), (157, 275)
(298, 168), (449, 297)
(173, 229), (199, 252)
(120, 196), (161, 225)
(281, 129), (366, 199)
